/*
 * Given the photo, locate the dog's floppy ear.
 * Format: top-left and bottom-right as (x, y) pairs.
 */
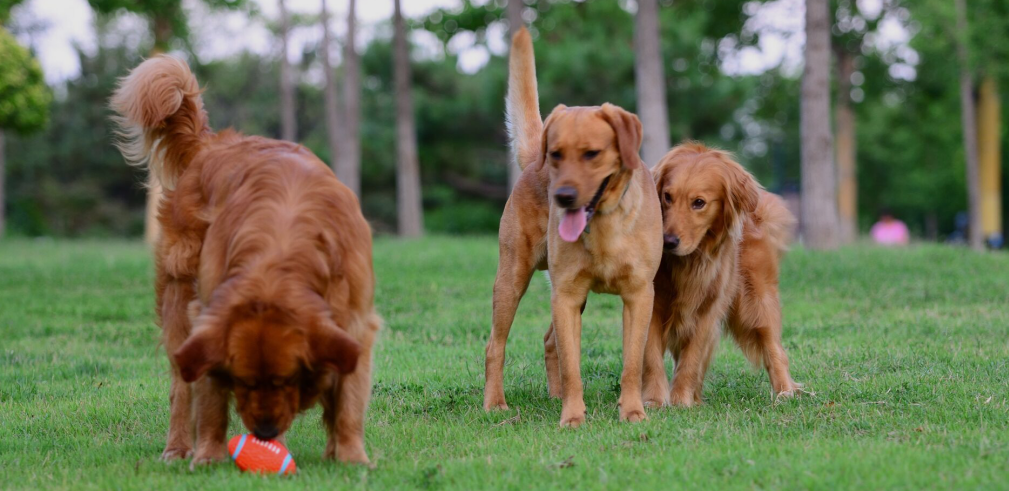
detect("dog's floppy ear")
(720, 155), (760, 238)
(538, 104), (567, 167)
(309, 317), (362, 374)
(599, 103), (644, 170)
(174, 323), (226, 383)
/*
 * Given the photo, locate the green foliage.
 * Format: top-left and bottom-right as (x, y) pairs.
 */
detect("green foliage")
(5, 45), (145, 237)
(3, 238), (1009, 488)
(0, 0), (24, 22)
(0, 27), (50, 134)
(87, 0), (246, 50)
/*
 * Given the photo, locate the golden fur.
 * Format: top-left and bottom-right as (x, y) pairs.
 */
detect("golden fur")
(484, 29), (662, 427)
(641, 143), (801, 407)
(111, 55), (380, 466)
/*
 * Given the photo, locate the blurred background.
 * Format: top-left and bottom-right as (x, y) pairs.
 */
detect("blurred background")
(0, 0), (1005, 249)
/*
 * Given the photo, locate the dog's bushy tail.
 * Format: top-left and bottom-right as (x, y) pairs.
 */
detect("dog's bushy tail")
(110, 55), (210, 190)
(754, 191), (797, 255)
(505, 27), (542, 171)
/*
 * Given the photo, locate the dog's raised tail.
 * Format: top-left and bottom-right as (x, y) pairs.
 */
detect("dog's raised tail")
(110, 55), (210, 190)
(505, 27), (542, 172)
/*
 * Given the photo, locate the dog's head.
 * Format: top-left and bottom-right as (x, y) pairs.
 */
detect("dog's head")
(540, 103), (643, 242)
(173, 285), (360, 441)
(653, 143), (759, 256)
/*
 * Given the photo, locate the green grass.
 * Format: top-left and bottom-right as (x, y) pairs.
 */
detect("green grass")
(2, 237), (1008, 490)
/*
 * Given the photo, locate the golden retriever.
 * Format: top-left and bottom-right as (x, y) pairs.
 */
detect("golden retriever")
(111, 55), (380, 465)
(483, 28), (663, 427)
(641, 143), (801, 407)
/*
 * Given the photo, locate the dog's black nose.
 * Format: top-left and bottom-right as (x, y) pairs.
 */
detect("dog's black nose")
(253, 425), (279, 441)
(554, 186), (578, 208)
(663, 234), (680, 250)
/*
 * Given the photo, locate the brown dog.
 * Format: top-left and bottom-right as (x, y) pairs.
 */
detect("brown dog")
(483, 29), (662, 427)
(641, 143), (801, 407)
(111, 56), (380, 466)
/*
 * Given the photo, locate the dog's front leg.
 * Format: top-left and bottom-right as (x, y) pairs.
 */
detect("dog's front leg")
(190, 376), (229, 468)
(324, 337), (373, 465)
(552, 286), (588, 428)
(669, 314), (720, 407)
(618, 283), (653, 422)
(641, 297), (670, 408)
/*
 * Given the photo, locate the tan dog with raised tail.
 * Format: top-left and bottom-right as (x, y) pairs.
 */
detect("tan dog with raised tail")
(483, 28), (662, 427)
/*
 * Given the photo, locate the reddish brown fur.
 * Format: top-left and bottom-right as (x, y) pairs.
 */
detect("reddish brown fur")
(642, 142), (801, 407)
(111, 55), (380, 466)
(484, 29), (662, 427)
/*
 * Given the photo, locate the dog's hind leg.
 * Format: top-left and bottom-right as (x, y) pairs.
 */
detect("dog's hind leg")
(727, 288), (801, 398)
(484, 237), (540, 411)
(155, 187), (206, 462)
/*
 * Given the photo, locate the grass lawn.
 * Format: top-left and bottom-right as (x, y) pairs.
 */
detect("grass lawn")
(2, 237), (1008, 490)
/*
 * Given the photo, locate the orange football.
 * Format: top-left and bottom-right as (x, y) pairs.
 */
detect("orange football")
(228, 434), (296, 475)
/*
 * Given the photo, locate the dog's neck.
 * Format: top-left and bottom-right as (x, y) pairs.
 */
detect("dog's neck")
(667, 227), (741, 292)
(594, 168), (637, 217)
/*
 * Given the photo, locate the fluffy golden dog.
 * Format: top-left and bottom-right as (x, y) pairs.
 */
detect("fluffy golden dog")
(483, 29), (662, 427)
(641, 143), (801, 407)
(111, 56), (380, 465)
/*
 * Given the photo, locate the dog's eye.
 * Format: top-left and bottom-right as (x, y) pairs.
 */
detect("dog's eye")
(692, 198), (706, 210)
(549, 151), (562, 161)
(583, 150), (600, 160)
(663, 192), (672, 204)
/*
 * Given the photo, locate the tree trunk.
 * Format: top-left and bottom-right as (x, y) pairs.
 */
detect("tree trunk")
(977, 75), (1002, 243)
(506, 0), (524, 191)
(800, 0), (839, 249)
(320, 0), (342, 175)
(835, 49), (857, 244)
(634, 0), (670, 168)
(955, 0), (983, 251)
(393, 0), (424, 237)
(278, 0), (297, 142)
(0, 131), (5, 239)
(339, 0), (361, 197)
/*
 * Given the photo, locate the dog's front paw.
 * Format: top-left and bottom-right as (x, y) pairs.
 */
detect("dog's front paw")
(189, 447), (228, 470)
(160, 447), (193, 462)
(620, 407), (647, 423)
(483, 391), (510, 411)
(774, 382), (812, 402)
(559, 402), (586, 428)
(483, 400), (509, 411)
(668, 390), (698, 408)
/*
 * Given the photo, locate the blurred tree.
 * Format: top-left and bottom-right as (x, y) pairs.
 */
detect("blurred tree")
(0, 18), (51, 238)
(801, 0), (839, 249)
(834, 48), (856, 243)
(278, 0), (296, 142)
(338, 0), (361, 197)
(320, 0), (342, 177)
(953, 0), (982, 250)
(634, 0), (670, 167)
(393, 0), (423, 237)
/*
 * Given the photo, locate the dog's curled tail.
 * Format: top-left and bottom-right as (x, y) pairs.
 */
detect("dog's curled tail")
(755, 191), (797, 255)
(505, 27), (542, 172)
(110, 55), (210, 190)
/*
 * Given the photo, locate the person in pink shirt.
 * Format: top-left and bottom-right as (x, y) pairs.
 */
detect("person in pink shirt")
(870, 210), (910, 246)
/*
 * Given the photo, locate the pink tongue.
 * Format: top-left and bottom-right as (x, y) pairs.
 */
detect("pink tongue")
(559, 207), (587, 242)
